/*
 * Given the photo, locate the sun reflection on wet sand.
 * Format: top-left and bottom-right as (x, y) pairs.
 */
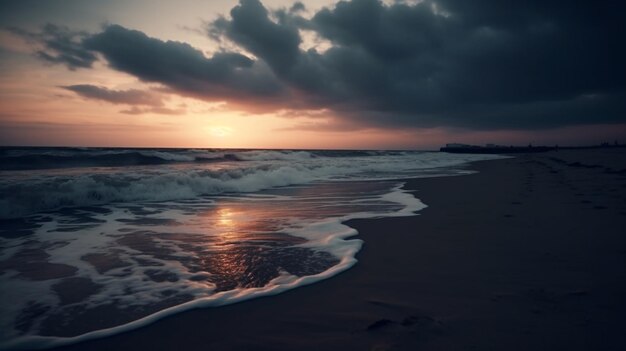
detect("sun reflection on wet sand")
(217, 208), (233, 227)
(178, 199), (343, 292)
(214, 207), (239, 244)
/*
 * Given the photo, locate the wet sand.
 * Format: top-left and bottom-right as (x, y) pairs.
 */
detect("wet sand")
(52, 149), (626, 351)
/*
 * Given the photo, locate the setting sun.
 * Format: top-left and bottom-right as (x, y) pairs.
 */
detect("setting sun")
(210, 126), (234, 138)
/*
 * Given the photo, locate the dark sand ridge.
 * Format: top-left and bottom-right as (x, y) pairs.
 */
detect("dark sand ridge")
(52, 149), (626, 351)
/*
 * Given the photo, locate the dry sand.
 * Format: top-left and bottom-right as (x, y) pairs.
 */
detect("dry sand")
(52, 149), (626, 351)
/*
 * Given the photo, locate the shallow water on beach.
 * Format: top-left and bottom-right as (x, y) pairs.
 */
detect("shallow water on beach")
(0, 149), (505, 349)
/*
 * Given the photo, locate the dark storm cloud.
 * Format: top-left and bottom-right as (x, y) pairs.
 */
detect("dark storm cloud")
(212, 0), (301, 72)
(82, 24), (286, 104)
(9, 24), (97, 70)
(206, 0), (626, 129)
(21, 0), (626, 130)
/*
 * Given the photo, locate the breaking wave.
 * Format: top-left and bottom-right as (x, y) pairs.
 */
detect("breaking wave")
(0, 149), (507, 218)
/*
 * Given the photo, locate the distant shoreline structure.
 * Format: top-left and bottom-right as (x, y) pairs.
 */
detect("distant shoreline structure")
(440, 142), (624, 154)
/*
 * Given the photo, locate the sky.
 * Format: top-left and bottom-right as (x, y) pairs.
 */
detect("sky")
(0, 0), (625, 149)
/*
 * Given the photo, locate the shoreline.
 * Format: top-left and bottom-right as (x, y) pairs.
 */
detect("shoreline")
(49, 150), (626, 350)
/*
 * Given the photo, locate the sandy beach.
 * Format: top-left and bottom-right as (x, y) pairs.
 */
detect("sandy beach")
(49, 149), (626, 351)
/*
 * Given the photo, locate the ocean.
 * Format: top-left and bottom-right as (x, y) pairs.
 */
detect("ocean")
(0, 147), (505, 349)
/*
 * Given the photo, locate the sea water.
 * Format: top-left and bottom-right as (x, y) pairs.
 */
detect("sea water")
(0, 148), (505, 349)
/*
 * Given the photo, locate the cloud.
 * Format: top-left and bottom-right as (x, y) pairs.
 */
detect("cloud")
(62, 84), (186, 115)
(119, 106), (186, 115)
(20, 0), (626, 130)
(62, 84), (163, 106)
(82, 24), (286, 107)
(209, 0), (626, 129)
(212, 0), (301, 73)
(8, 24), (97, 70)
